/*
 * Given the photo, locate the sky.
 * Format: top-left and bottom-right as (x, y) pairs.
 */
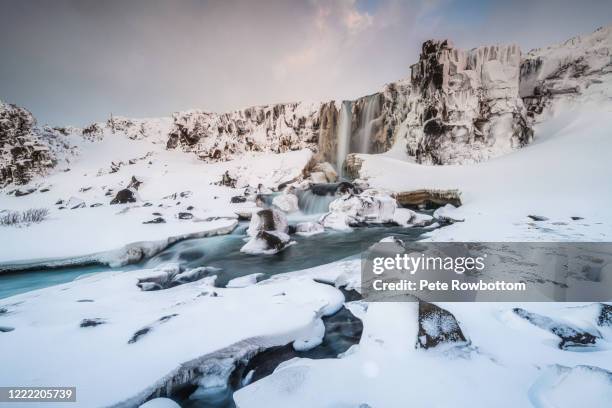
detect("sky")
(1, 0), (611, 126)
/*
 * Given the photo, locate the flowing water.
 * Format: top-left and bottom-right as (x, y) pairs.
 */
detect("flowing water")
(357, 94), (380, 154)
(336, 101), (352, 172)
(143, 224), (428, 287)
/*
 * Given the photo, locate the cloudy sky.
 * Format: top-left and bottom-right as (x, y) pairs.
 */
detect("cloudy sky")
(1, 0), (611, 126)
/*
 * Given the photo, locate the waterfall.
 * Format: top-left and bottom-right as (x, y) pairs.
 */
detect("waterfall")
(336, 101), (352, 171)
(296, 189), (337, 214)
(359, 94), (380, 153)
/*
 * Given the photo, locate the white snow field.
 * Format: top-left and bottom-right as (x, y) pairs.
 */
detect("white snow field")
(0, 124), (312, 266)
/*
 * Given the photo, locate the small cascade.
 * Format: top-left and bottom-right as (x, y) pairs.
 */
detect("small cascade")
(335, 101), (352, 172)
(296, 189), (337, 214)
(358, 94), (380, 153)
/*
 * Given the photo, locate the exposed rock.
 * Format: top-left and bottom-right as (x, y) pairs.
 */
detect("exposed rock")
(308, 171), (328, 184)
(110, 188), (137, 204)
(137, 265), (217, 291)
(417, 301), (467, 349)
(395, 189), (462, 209)
(406, 40), (533, 164)
(520, 26), (612, 119)
(311, 181), (357, 196)
(128, 314), (178, 344)
(66, 196), (86, 209)
(0, 101), (64, 186)
(127, 175), (143, 191)
(14, 188), (36, 197)
(513, 307), (599, 349)
(312, 162), (338, 182)
(528, 214), (549, 221)
(80, 318), (106, 328)
(596, 303), (612, 327)
(143, 217), (166, 224)
(242, 209), (292, 254)
(177, 212), (193, 220)
(246, 209), (289, 237)
(167, 103), (320, 162)
(89, 203), (103, 208)
(343, 154), (364, 179)
(433, 204), (464, 223)
(322, 191), (397, 230)
(230, 196), (247, 203)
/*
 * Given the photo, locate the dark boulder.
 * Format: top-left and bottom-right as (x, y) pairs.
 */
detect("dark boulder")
(231, 195), (247, 203)
(178, 212), (193, 220)
(528, 215), (549, 221)
(80, 318), (106, 328)
(416, 301), (467, 349)
(513, 307), (598, 349)
(311, 181), (357, 196)
(110, 188), (137, 204)
(258, 231), (285, 252)
(143, 217), (165, 224)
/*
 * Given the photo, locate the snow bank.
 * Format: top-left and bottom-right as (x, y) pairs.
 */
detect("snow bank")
(0, 269), (344, 407)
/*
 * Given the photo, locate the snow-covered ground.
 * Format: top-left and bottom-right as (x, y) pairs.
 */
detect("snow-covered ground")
(0, 126), (312, 267)
(0, 265), (344, 407)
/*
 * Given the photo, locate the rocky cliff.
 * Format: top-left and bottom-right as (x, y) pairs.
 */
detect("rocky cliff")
(404, 40), (532, 165)
(166, 103), (322, 162)
(0, 102), (63, 186)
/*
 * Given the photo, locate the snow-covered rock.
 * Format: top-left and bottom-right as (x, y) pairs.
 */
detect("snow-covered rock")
(166, 102), (321, 162)
(405, 40), (532, 165)
(322, 192), (397, 230)
(520, 25), (612, 119)
(295, 221), (324, 237)
(433, 203), (465, 223)
(272, 192), (299, 213)
(0, 101), (76, 186)
(392, 207), (417, 226)
(246, 209), (289, 237)
(242, 209), (293, 255)
(226, 273), (264, 288)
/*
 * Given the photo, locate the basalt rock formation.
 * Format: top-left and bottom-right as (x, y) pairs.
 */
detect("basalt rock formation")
(405, 40), (532, 165)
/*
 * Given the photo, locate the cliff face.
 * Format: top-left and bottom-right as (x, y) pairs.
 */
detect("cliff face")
(404, 40), (532, 165)
(166, 102), (322, 162)
(520, 25), (612, 119)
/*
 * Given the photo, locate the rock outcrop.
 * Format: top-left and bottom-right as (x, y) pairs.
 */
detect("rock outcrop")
(166, 103), (322, 162)
(520, 25), (612, 119)
(405, 40), (532, 164)
(0, 102), (56, 186)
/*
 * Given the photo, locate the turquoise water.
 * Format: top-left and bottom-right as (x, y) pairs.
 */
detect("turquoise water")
(0, 225), (428, 299)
